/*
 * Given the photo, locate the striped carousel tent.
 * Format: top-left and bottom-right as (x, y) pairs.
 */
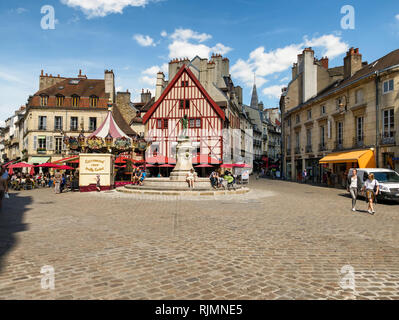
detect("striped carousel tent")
(88, 109), (132, 140)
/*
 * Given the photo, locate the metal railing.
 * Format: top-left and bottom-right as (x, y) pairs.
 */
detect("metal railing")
(319, 143), (327, 151)
(353, 137), (364, 148)
(305, 145), (312, 153)
(381, 132), (396, 145)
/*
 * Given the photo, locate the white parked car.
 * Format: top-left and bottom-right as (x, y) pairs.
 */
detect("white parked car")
(348, 168), (399, 202)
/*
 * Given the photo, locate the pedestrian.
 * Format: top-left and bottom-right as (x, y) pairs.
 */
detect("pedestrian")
(0, 168), (9, 211)
(54, 170), (62, 194)
(186, 168), (195, 189)
(362, 173), (379, 215)
(347, 169), (362, 212)
(96, 174), (101, 192)
(302, 169), (307, 183)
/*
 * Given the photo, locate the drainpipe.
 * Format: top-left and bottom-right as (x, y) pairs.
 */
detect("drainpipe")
(375, 71), (380, 168)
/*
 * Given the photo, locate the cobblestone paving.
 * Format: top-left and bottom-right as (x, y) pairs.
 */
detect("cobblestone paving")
(0, 179), (398, 300)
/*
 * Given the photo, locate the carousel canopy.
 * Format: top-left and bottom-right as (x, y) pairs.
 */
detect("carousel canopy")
(88, 110), (131, 140)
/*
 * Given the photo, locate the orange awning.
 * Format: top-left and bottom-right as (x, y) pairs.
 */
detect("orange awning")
(319, 149), (376, 168)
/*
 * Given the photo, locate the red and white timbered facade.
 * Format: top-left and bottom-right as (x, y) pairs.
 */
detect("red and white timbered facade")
(143, 65), (226, 164)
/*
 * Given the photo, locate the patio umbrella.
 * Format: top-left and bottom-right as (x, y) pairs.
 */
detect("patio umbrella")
(30, 167), (35, 176)
(158, 164), (174, 168)
(35, 163), (63, 169)
(220, 163), (235, 168)
(234, 163), (252, 168)
(58, 165), (74, 170)
(8, 167), (14, 175)
(140, 164), (156, 168)
(8, 162), (33, 169)
(115, 156), (130, 164)
(195, 164), (214, 168)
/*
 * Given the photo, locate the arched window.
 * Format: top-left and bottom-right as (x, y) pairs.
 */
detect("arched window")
(56, 95), (64, 107)
(90, 95), (99, 107)
(40, 95), (48, 107)
(71, 95), (80, 107)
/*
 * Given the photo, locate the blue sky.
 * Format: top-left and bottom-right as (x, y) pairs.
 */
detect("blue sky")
(1, 0), (398, 123)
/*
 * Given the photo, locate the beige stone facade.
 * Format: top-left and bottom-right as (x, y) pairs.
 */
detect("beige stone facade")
(281, 48), (399, 183)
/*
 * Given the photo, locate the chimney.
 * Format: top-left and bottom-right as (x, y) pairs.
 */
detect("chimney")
(104, 70), (115, 103)
(319, 57), (329, 69)
(155, 72), (165, 100)
(301, 48), (317, 103)
(344, 47), (362, 78)
(141, 89), (152, 104)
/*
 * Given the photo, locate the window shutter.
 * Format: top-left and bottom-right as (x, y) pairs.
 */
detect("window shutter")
(62, 139), (67, 151)
(33, 136), (37, 150)
(49, 136), (54, 150)
(46, 136), (50, 150)
(43, 117), (47, 130)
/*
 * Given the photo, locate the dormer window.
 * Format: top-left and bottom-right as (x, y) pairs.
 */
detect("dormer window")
(90, 95), (99, 107)
(56, 95), (64, 107)
(40, 95), (48, 107)
(71, 95), (80, 107)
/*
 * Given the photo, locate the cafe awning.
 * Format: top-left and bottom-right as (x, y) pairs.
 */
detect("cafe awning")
(319, 149), (376, 168)
(28, 157), (50, 165)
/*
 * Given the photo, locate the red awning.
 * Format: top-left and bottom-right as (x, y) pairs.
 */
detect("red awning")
(146, 156), (176, 164)
(53, 156), (79, 164)
(192, 155), (221, 165)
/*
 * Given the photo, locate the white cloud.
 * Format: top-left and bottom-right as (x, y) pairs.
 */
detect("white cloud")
(16, 8), (28, 14)
(231, 34), (348, 88)
(133, 34), (156, 47)
(167, 28), (232, 59)
(160, 30), (168, 37)
(170, 28), (212, 43)
(304, 34), (349, 59)
(395, 14), (399, 21)
(262, 85), (284, 99)
(140, 63), (168, 86)
(61, 0), (151, 18)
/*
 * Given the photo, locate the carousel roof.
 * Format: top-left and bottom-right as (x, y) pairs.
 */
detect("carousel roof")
(88, 110), (131, 140)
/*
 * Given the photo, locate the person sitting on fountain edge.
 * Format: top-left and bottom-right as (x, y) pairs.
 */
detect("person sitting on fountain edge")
(186, 168), (195, 189)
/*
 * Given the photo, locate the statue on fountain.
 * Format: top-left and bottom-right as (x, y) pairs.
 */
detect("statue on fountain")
(179, 114), (189, 139)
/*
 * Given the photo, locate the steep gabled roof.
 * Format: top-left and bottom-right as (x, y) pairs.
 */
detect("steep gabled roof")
(143, 65), (225, 123)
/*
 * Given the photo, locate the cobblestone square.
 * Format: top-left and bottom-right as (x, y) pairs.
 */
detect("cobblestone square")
(0, 179), (398, 300)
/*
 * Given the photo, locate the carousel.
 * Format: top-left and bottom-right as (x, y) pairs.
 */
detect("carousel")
(62, 106), (150, 192)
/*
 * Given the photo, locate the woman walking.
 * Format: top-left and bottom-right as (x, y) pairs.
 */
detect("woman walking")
(362, 173), (379, 215)
(347, 169), (362, 212)
(0, 168), (9, 212)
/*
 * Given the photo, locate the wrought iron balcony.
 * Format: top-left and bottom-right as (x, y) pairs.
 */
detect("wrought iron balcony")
(353, 137), (364, 148)
(381, 132), (396, 145)
(294, 147), (301, 154)
(334, 141), (344, 151)
(319, 143), (327, 152)
(305, 145), (312, 153)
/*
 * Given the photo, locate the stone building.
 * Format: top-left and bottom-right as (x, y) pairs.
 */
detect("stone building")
(1, 106), (26, 163)
(22, 70), (134, 164)
(281, 47), (399, 183)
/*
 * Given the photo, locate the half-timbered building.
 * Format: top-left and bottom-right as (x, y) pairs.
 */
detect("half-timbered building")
(143, 65), (226, 164)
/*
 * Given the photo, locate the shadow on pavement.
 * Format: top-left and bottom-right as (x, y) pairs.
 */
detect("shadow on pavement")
(0, 192), (31, 273)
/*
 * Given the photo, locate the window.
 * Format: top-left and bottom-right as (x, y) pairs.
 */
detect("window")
(179, 99), (190, 109)
(56, 95), (64, 107)
(90, 96), (99, 107)
(287, 118), (291, 127)
(55, 137), (63, 154)
(287, 135), (291, 150)
(307, 109), (312, 120)
(320, 105), (326, 115)
(38, 137), (46, 150)
(356, 116), (364, 142)
(71, 95), (80, 107)
(189, 118), (201, 129)
(320, 126), (325, 146)
(70, 117), (78, 131)
(383, 79), (394, 94)
(156, 119), (168, 129)
(181, 81), (189, 87)
(383, 109), (394, 137)
(89, 117), (97, 131)
(54, 116), (63, 131)
(38, 116), (47, 130)
(337, 122), (343, 145)
(355, 89), (364, 104)
(306, 129), (312, 146)
(40, 95), (48, 107)
(295, 132), (300, 148)
(296, 114), (300, 124)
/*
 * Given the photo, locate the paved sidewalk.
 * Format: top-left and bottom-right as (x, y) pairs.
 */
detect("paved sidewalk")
(0, 180), (398, 300)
